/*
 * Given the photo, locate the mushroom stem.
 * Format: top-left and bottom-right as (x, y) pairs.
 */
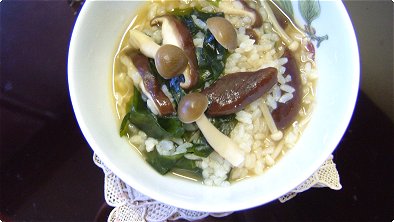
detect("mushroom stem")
(260, 1), (299, 51)
(218, 0), (262, 28)
(196, 115), (245, 167)
(260, 102), (283, 141)
(129, 30), (160, 58)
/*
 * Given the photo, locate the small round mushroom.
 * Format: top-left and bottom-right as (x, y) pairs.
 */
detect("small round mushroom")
(178, 92), (244, 167)
(155, 44), (188, 79)
(206, 17), (238, 51)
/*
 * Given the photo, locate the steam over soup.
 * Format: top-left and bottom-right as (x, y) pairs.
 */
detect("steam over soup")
(112, 0), (318, 186)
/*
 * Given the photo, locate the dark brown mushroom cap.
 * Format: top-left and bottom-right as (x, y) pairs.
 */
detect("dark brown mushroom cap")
(155, 44), (188, 79)
(177, 92), (209, 123)
(202, 67), (278, 117)
(206, 17), (238, 50)
(131, 53), (175, 116)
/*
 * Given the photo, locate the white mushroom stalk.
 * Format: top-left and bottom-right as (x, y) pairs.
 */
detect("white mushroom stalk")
(197, 115), (244, 167)
(218, 0), (260, 28)
(260, 101), (283, 141)
(178, 93), (245, 167)
(129, 29), (160, 58)
(260, 1), (299, 51)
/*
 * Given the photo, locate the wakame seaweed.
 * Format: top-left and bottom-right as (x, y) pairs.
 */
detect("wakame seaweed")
(145, 149), (184, 175)
(197, 29), (228, 85)
(120, 88), (185, 140)
(146, 149), (201, 175)
(210, 114), (237, 136)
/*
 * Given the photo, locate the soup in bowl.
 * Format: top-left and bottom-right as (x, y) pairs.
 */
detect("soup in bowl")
(68, 0), (359, 212)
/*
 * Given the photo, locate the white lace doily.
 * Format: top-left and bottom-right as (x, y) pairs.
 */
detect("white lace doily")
(93, 153), (341, 222)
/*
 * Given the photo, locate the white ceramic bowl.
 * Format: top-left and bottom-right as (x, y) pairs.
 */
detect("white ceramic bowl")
(68, 0), (359, 212)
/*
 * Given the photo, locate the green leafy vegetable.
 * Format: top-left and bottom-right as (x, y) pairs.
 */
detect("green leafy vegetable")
(120, 88), (184, 140)
(210, 114), (237, 136)
(174, 157), (200, 173)
(145, 149), (184, 175)
(198, 30), (228, 83)
(145, 149), (201, 175)
(157, 116), (185, 138)
(189, 133), (213, 157)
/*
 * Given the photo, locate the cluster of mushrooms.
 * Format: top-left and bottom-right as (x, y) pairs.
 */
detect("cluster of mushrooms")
(127, 0), (300, 167)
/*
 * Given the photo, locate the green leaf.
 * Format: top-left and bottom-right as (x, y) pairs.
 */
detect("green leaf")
(157, 116), (185, 138)
(195, 30), (228, 88)
(273, 0), (294, 20)
(210, 114), (237, 136)
(299, 0), (321, 25)
(188, 135), (213, 157)
(145, 149), (183, 175)
(174, 157), (200, 172)
(120, 88), (184, 140)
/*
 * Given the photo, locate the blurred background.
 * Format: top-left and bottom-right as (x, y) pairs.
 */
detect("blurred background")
(0, 0), (393, 221)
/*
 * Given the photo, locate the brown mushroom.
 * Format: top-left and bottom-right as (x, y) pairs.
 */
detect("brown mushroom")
(151, 15), (199, 90)
(155, 44), (188, 79)
(202, 67), (278, 117)
(178, 93), (244, 167)
(131, 53), (175, 116)
(206, 17), (238, 51)
(129, 30), (188, 80)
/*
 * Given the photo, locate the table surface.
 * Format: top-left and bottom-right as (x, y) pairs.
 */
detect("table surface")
(0, 1), (393, 221)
